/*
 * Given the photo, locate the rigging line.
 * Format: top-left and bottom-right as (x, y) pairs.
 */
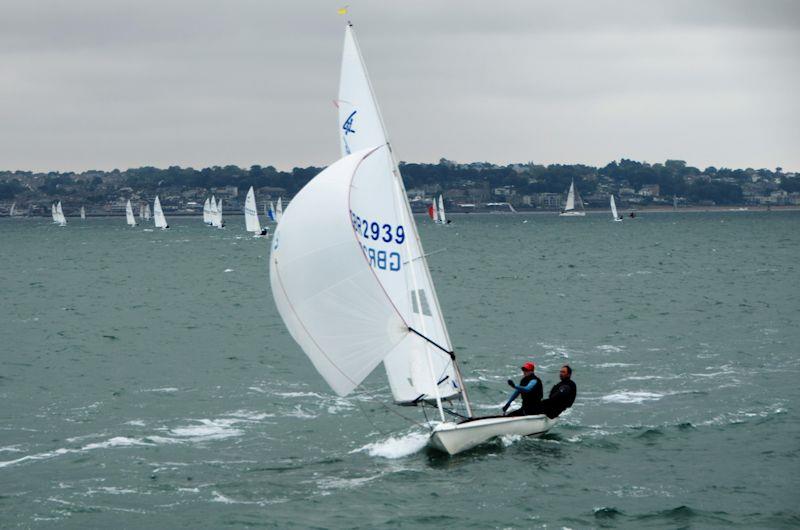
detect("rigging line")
(402, 248), (447, 265)
(407, 327), (456, 360)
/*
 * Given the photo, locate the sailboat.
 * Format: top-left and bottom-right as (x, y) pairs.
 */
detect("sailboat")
(427, 199), (438, 223)
(55, 201), (67, 226)
(143, 203), (151, 221)
(80, 206), (86, 220)
(9, 202), (15, 217)
(275, 197), (283, 222)
(51, 203), (58, 223)
(438, 195), (448, 224)
(203, 197), (212, 225)
(559, 179), (586, 217)
(153, 196), (168, 229)
(125, 199), (137, 226)
(209, 196), (219, 228)
(610, 195), (622, 222)
(267, 201), (276, 222)
(244, 186), (267, 236)
(216, 199), (224, 228)
(270, 24), (555, 456)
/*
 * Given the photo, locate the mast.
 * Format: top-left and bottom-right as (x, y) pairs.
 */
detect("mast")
(347, 24), (472, 419)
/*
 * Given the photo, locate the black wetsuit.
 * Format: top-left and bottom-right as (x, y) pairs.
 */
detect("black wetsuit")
(541, 379), (577, 419)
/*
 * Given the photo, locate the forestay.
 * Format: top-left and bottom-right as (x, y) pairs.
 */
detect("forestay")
(337, 25), (460, 403)
(244, 186), (262, 233)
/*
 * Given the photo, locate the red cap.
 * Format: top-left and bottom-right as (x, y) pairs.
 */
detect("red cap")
(521, 362), (535, 371)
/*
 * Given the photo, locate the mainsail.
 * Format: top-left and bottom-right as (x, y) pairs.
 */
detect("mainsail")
(80, 206), (86, 220)
(56, 201), (67, 225)
(203, 198), (212, 225)
(244, 186), (262, 233)
(126, 200), (137, 226)
(565, 181), (576, 211)
(153, 196), (168, 229)
(610, 194), (620, 220)
(336, 24), (461, 405)
(275, 197), (283, 222)
(51, 203), (57, 223)
(438, 195), (447, 224)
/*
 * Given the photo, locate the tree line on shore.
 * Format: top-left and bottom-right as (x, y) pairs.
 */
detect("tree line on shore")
(1, 158), (796, 205)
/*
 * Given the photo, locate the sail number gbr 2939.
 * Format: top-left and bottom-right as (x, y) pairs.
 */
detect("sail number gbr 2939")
(350, 210), (404, 272)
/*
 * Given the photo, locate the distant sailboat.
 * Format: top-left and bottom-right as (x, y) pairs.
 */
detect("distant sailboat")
(56, 201), (67, 226)
(144, 203), (151, 221)
(267, 201), (276, 222)
(51, 203), (58, 223)
(9, 202), (15, 217)
(215, 199), (224, 229)
(244, 186), (267, 236)
(438, 195), (448, 224)
(209, 197), (219, 228)
(80, 206), (86, 220)
(610, 195), (622, 222)
(153, 196), (168, 229)
(126, 199), (137, 226)
(203, 197), (212, 225)
(559, 179), (586, 217)
(275, 197), (283, 222)
(427, 199), (438, 222)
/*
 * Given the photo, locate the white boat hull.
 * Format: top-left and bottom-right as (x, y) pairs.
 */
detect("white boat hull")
(429, 415), (556, 455)
(559, 211), (585, 217)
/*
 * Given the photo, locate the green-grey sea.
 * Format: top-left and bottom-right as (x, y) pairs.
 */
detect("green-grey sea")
(1, 211), (798, 528)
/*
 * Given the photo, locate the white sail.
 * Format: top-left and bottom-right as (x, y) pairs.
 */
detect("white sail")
(203, 198), (211, 224)
(216, 199), (224, 228)
(275, 197), (283, 222)
(209, 196), (219, 228)
(337, 25), (461, 404)
(565, 181), (575, 211)
(144, 203), (151, 220)
(268, 201), (276, 222)
(244, 186), (262, 233)
(9, 202), (15, 217)
(126, 200), (137, 226)
(610, 194), (620, 221)
(438, 195), (447, 224)
(430, 199), (438, 223)
(51, 203), (57, 223)
(80, 206), (86, 220)
(270, 149), (411, 396)
(138, 203), (144, 220)
(56, 201), (67, 225)
(153, 196), (168, 229)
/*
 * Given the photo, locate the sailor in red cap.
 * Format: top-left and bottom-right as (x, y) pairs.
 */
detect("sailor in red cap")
(502, 361), (543, 416)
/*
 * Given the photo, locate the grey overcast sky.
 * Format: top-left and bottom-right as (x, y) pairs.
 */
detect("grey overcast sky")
(1, 0), (798, 172)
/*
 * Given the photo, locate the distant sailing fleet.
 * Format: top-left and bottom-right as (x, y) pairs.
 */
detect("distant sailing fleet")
(32, 179), (627, 229)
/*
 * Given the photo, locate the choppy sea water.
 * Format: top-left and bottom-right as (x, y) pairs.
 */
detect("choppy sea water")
(1, 211), (798, 528)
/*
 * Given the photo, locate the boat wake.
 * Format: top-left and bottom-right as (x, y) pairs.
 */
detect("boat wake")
(351, 431), (429, 459)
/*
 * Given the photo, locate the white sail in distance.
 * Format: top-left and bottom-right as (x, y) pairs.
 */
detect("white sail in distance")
(56, 201), (67, 225)
(337, 24), (461, 405)
(144, 203), (151, 221)
(80, 206), (86, 220)
(153, 196), (168, 229)
(610, 195), (621, 221)
(126, 200), (137, 226)
(209, 196), (220, 228)
(51, 203), (57, 223)
(438, 195), (447, 224)
(9, 202), (15, 217)
(565, 181), (575, 211)
(244, 186), (262, 233)
(275, 197), (283, 222)
(203, 198), (211, 224)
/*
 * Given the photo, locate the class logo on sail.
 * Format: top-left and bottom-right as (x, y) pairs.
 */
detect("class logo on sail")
(342, 110), (357, 135)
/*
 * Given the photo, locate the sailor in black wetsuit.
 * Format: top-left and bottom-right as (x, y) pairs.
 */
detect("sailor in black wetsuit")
(502, 362), (543, 416)
(540, 364), (577, 419)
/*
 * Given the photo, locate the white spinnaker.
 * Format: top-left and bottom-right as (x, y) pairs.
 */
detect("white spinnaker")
(270, 149), (408, 397)
(610, 195), (619, 220)
(244, 186), (261, 233)
(438, 195), (447, 224)
(338, 25), (460, 403)
(56, 201), (67, 225)
(276, 197), (283, 222)
(126, 200), (136, 226)
(565, 181), (576, 212)
(153, 196), (168, 228)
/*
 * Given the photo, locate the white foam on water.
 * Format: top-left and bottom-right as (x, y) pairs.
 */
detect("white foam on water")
(594, 362), (637, 368)
(168, 419), (244, 441)
(500, 434), (524, 447)
(142, 387), (179, 393)
(125, 420), (146, 427)
(276, 391), (326, 399)
(601, 391), (664, 404)
(227, 410), (275, 421)
(247, 386), (266, 393)
(82, 436), (153, 451)
(0, 445), (23, 453)
(317, 474), (382, 491)
(224, 268), (234, 272)
(351, 431), (429, 459)
(283, 405), (316, 419)
(620, 375), (675, 381)
(211, 491), (287, 506)
(597, 344), (624, 353)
